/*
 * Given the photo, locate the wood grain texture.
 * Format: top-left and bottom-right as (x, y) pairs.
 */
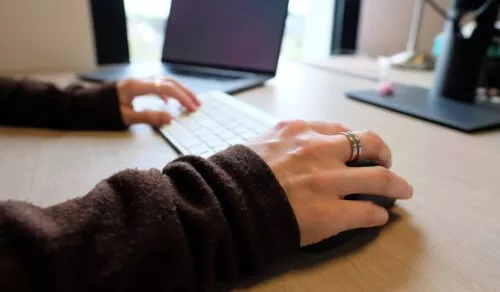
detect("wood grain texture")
(1, 60), (499, 291)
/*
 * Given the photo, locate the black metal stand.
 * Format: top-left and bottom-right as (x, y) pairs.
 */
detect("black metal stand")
(346, 0), (500, 133)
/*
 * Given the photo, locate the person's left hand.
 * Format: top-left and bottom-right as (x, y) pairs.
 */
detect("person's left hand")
(116, 78), (201, 126)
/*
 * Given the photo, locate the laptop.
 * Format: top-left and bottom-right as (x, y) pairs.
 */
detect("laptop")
(79, 0), (290, 94)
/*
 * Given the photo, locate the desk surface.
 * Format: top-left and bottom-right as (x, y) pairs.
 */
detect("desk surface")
(1, 61), (500, 291)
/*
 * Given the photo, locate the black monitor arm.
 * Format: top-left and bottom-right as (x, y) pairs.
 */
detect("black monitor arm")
(346, 0), (500, 132)
(431, 0), (500, 103)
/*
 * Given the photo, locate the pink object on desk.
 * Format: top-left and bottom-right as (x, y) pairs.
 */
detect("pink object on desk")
(378, 81), (394, 96)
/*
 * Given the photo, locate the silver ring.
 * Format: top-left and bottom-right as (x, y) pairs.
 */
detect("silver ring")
(340, 131), (362, 162)
(348, 131), (362, 159)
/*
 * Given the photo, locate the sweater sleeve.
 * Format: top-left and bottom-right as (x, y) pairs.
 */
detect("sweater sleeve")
(0, 145), (300, 292)
(0, 77), (126, 131)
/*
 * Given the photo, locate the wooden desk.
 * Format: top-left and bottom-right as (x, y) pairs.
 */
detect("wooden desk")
(1, 61), (500, 291)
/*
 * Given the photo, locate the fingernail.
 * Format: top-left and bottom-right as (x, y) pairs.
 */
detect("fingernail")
(407, 184), (414, 198)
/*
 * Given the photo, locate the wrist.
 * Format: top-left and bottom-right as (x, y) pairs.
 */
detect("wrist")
(210, 145), (301, 264)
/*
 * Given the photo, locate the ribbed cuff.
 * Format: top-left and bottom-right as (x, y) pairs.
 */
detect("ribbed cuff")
(68, 83), (126, 131)
(210, 145), (301, 263)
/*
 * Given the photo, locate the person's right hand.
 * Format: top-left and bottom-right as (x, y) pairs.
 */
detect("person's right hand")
(247, 120), (413, 247)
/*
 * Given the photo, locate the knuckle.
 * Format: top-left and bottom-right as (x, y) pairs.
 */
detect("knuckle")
(276, 120), (290, 129)
(163, 80), (176, 88)
(374, 166), (393, 191)
(365, 130), (384, 149)
(169, 79), (182, 87)
(291, 143), (312, 159)
(121, 79), (134, 91)
(288, 120), (308, 131)
(296, 139), (326, 159)
(331, 122), (347, 132)
(276, 119), (307, 133)
(307, 139), (326, 152)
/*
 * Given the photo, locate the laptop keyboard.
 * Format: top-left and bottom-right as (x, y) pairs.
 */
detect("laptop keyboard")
(158, 91), (277, 157)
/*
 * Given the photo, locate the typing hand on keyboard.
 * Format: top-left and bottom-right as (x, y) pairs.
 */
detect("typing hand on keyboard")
(118, 78), (200, 126)
(158, 91), (276, 157)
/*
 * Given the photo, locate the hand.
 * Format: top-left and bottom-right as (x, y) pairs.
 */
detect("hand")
(247, 120), (413, 247)
(116, 78), (201, 126)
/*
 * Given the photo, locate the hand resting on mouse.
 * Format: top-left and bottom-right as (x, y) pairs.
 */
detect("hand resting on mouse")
(247, 120), (413, 247)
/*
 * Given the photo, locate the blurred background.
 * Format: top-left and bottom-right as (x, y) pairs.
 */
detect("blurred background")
(0, 0), (451, 74)
(124, 0), (311, 63)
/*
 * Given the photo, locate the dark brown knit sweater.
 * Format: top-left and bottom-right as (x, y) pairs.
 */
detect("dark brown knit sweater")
(0, 77), (301, 291)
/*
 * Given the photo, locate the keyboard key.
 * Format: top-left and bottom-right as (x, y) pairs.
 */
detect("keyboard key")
(212, 145), (229, 152)
(190, 128), (206, 136)
(200, 119), (218, 128)
(198, 133), (218, 142)
(205, 139), (225, 148)
(254, 126), (270, 134)
(225, 122), (241, 130)
(157, 91), (276, 156)
(180, 138), (202, 148)
(200, 150), (215, 157)
(212, 127), (230, 136)
(232, 127), (249, 135)
(187, 144), (211, 154)
(241, 132), (258, 140)
(227, 137), (245, 145)
(218, 131), (237, 140)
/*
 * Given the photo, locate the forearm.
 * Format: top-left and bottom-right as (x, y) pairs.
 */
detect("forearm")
(0, 77), (125, 131)
(0, 146), (300, 292)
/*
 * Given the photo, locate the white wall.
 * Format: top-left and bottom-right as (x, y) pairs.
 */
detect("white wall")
(0, 0), (96, 74)
(357, 0), (451, 56)
(301, 0), (335, 61)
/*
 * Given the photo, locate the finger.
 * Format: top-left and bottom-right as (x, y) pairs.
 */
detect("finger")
(334, 166), (413, 199)
(335, 200), (389, 232)
(125, 110), (172, 126)
(306, 121), (350, 135)
(166, 78), (201, 106)
(121, 79), (162, 98)
(120, 79), (198, 112)
(332, 130), (392, 168)
(158, 80), (198, 112)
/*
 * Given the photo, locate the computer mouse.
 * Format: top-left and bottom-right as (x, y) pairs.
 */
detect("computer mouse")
(302, 161), (395, 253)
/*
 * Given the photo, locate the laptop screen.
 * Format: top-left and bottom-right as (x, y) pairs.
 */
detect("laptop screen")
(162, 0), (289, 74)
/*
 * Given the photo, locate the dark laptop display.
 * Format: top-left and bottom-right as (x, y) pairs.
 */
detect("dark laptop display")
(79, 0), (289, 94)
(163, 0), (288, 74)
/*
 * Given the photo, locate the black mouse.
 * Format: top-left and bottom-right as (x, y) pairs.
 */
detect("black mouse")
(302, 161), (395, 253)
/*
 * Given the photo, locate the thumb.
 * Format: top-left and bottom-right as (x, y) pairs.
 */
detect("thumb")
(122, 109), (172, 126)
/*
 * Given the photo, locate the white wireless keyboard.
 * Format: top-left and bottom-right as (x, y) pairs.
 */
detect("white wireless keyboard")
(158, 91), (277, 157)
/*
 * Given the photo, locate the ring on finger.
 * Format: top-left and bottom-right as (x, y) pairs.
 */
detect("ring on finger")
(340, 131), (362, 162)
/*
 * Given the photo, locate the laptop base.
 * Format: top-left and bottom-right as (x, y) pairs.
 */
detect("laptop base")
(78, 63), (272, 94)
